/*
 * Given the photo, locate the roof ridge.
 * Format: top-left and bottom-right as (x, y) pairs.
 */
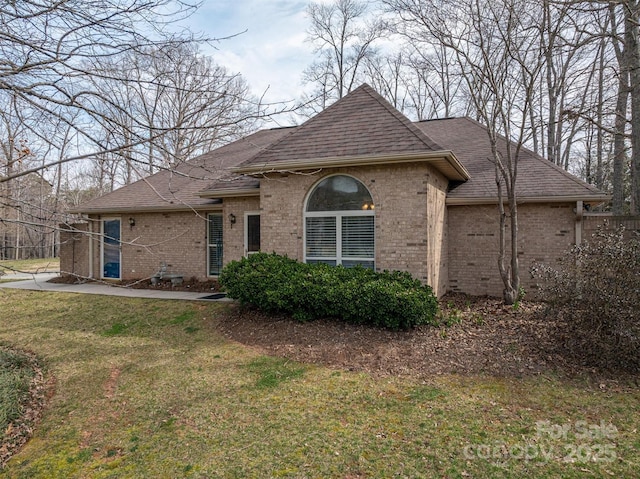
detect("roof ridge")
(237, 83), (447, 169)
(359, 84), (446, 151)
(237, 86), (383, 167)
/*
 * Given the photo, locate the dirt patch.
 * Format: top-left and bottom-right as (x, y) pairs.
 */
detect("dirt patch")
(103, 366), (120, 399)
(214, 294), (640, 383)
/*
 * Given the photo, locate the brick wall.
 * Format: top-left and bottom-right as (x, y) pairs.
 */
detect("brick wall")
(65, 194), (579, 298)
(447, 203), (576, 297)
(222, 197), (261, 263)
(259, 163), (448, 291)
(59, 223), (90, 278)
(121, 211), (215, 280)
(80, 211), (216, 281)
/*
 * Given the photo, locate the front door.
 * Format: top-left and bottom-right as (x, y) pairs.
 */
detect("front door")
(102, 218), (121, 279)
(208, 213), (223, 276)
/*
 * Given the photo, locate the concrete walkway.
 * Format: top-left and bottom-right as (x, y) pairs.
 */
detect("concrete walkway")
(0, 272), (230, 302)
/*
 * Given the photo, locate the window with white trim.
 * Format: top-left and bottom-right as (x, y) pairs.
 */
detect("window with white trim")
(304, 175), (375, 269)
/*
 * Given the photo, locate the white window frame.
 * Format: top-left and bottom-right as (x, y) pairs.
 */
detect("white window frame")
(303, 174), (375, 268)
(244, 211), (261, 256)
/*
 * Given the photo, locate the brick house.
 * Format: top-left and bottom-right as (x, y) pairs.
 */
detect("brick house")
(62, 84), (608, 297)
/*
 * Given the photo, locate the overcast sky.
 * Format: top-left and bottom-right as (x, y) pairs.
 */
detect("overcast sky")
(184, 1), (319, 110)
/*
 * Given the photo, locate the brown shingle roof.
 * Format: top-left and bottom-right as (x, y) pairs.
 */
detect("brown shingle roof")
(414, 117), (608, 202)
(73, 86), (608, 214)
(73, 128), (291, 213)
(237, 84), (445, 169)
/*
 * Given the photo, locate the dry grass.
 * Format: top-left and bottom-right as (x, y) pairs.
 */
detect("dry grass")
(0, 288), (638, 478)
(0, 258), (59, 275)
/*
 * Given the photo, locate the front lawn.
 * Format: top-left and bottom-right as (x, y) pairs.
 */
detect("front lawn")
(0, 258), (59, 275)
(0, 289), (638, 478)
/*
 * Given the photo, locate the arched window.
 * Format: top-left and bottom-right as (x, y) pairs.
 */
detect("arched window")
(304, 175), (375, 268)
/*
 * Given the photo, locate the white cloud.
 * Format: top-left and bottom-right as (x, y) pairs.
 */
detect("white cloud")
(184, 1), (315, 105)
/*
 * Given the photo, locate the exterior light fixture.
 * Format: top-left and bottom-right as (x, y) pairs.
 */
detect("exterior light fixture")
(128, 217), (135, 227)
(228, 213), (236, 224)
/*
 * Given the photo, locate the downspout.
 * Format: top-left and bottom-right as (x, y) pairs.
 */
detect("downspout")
(575, 200), (583, 246)
(71, 230), (75, 275)
(88, 219), (94, 278)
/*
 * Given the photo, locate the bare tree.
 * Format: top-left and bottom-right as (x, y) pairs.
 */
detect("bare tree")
(402, 44), (469, 120)
(85, 44), (256, 190)
(606, 1), (634, 214)
(624, 0), (640, 214)
(387, 0), (545, 304)
(302, 0), (387, 114)
(136, 44), (256, 170)
(566, 1), (640, 214)
(0, 1), (202, 180)
(362, 51), (408, 112)
(0, 0), (278, 263)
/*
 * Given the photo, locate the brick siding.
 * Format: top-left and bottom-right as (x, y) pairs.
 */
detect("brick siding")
(65, 211), (217, 281)
(222, 197), (261, 263)
(447, 203), (576, 297)
(259, 163), (449, 295)
(63, 185), (581, 300)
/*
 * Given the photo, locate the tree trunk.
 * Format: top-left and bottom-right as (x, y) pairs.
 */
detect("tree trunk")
(627, 0), (640, 214)
(493, 141), (518, 305)
(611, 0), (630, 214)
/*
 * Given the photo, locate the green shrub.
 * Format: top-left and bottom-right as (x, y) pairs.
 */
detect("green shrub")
(532, 226), (640, 369)
(219, 253), (438, 330)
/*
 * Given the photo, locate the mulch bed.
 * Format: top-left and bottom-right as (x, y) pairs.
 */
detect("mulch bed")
(214, 294), (640, 385)
(48, 275), (220, 293)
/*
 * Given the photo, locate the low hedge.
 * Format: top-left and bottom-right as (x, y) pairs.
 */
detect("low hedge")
(219, 252), (438, 330)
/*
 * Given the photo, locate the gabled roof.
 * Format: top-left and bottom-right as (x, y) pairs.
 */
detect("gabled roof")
(233, 84), (469, 181)
(72, 128), (290, 213)
(414, 117), (609, 203)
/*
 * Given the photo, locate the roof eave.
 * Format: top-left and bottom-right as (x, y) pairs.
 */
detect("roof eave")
(199, 188), (261, 199)
(69, 202), (223, 215)
(233, 151), (470, 182)
(446, 195), (611, 206)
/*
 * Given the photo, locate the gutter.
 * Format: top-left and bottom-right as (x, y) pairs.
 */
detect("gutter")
(70, 204), (223, 215)
(199, 188), (260, 199)
(446, 195), (611, 206)
(233, 150), (470, 182)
